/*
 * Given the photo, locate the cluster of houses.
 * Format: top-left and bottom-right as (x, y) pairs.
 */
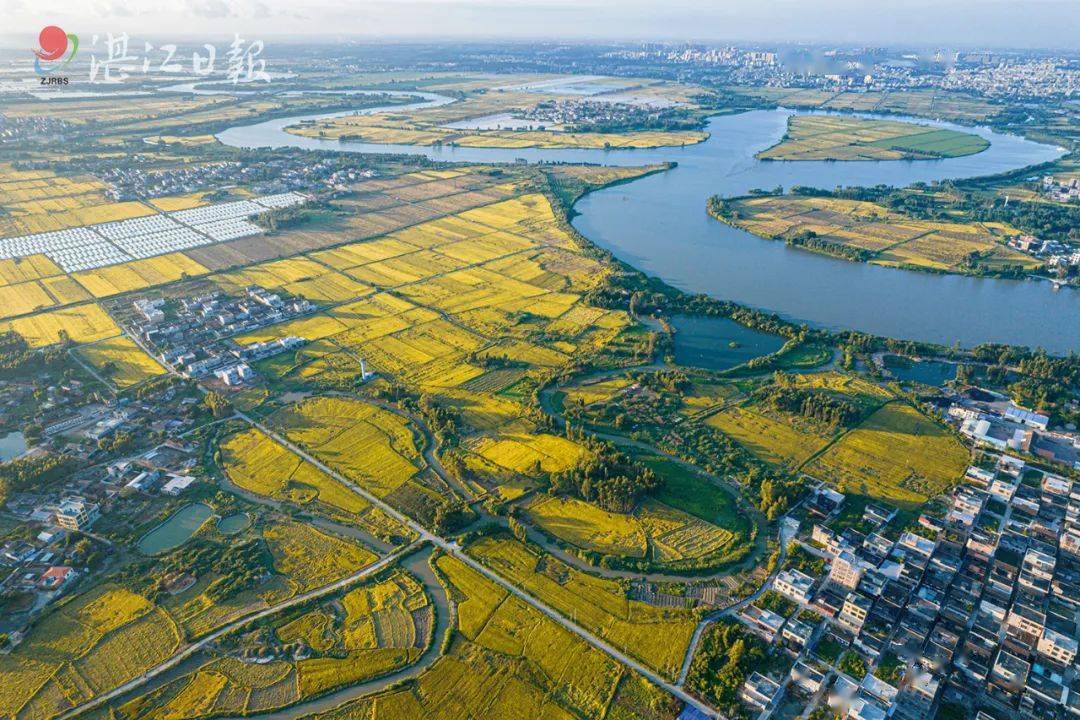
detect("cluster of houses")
(1041, 175), (1080, 204)
(130, 288), (312, 383)
(0, 439), (203, 641)
(100, 161), (244, 201)
(727, 456), (1080, 720)
(519, 99), (677, 130)
(952, 400), (1079, 471)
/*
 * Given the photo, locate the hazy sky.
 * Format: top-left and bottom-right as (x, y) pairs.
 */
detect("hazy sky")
(3, 0), (1078, 49)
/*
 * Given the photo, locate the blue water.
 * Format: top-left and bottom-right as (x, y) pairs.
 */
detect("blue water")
(137, 503), (213, 555)
(216, 95), (1076, 353)
(669, 315), (786, 371)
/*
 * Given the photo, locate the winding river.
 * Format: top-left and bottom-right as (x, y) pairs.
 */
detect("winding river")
(216, 90), (1077, 353)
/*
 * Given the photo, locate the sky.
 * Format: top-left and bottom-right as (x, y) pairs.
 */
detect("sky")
(2, 0), (1078, 50)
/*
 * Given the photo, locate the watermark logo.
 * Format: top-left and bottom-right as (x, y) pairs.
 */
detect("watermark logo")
(33, 25), (78, 77)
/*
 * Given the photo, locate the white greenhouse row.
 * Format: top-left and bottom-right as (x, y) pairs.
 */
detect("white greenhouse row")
(0, 193), (308, 273)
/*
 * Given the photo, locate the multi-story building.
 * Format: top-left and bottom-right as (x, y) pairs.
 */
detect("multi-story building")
(1038, 628), (1078, 667)
(774, 568), (816, 604)
(53, 497), (100, 531)
(838, 592), (873, 635)
(830, 550), (867, 590)
(892, 670), (940, 720)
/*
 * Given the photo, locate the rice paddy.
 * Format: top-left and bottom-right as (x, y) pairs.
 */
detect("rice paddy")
(271, 397), (423, 498)
(78, 335), (166, 388)
(1, 302), (120, 347)
(720, 195), (1041, 274)
(308, 553), (676, 720)
(806, 401), (969, 508)
(0, 587), (181, 719)
(219, 426), (373, 519)
(112, 571), (431, 720)
(466, 536), (697, 678)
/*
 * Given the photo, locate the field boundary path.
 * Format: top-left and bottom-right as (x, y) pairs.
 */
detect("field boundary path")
(57, 541), (422, 720)
(237, 412), (724, 718)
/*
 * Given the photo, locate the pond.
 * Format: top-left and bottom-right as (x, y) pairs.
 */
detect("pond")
(668, 315), (786, 371)
(137, 503), (213, 555)
(883, 355), (958, 386)
(216, 513), (252, 535)
(0, 431), (27, 462)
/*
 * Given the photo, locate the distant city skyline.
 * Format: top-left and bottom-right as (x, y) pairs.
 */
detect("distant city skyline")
(1, 0), (1078, 50)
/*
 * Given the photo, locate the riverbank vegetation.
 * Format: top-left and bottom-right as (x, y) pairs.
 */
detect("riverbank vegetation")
(756, 115), (989, 161)
(284, 74), (714, 150)
(708, 193), (1042, 278)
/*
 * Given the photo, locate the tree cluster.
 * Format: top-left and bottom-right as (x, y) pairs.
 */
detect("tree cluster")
(549, 442), (661, 513)
(0, 453), (75, 506)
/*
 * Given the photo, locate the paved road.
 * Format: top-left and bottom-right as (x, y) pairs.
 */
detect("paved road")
(57, 542), (421, 720)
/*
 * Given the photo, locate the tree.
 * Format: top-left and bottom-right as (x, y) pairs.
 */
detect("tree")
(838, 651), (868, 680)
(204, 391), (232, 419)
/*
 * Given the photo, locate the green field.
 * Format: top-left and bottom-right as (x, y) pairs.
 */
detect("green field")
(807, 402), (969, 507)
(757, 115), (989, 161)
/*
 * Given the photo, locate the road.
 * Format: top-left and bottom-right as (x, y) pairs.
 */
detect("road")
(57, 541), (421, 720)
(676, 508), (801, 687)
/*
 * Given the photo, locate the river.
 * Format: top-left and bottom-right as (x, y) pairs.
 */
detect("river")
(215, 91), (1077, 353)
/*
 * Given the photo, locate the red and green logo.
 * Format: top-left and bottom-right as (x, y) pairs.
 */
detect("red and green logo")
(33, 25), (78, 75)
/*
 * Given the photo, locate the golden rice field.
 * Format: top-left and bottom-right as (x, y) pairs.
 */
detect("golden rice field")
(312, 553), (674, 720)
(524, 492), (742, 567)
(219, 426), (372, 517)
(560, 376), (633, 408)
(272, 396), (423, 499)
(467, 536), (696, 679)
(806, 401), (969, 508)
(263, 520), (377, 593)
(73, 253), (209, 298)
(116, 572), (431, 720)
(214, 256), (373, 304)
(706, 405), (831, 469)
(0, 255), (63, 285)
(0, 586), (181, 720)
(756, 115), (989, 161)
(526, 495), (648, 558)
(228, 192), (629, 507)
(705, 371), (896, 471)
(723, 195), (1040, 274)
(78, 335), (166, 388)
(470, 433), (589, 476)
(0, 257), (89, 321)
(727, 86), (996, 123)
(1, 302), (120, 347)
